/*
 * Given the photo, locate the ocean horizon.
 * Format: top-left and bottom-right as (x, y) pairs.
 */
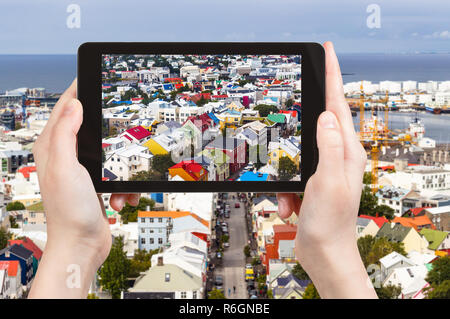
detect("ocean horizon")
(0, 53), (449, 93)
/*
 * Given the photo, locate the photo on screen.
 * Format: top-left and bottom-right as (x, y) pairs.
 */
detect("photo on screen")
(101, 54), (302, 182)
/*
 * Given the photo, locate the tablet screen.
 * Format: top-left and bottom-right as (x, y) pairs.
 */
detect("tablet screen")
(101, 54), (301, 182)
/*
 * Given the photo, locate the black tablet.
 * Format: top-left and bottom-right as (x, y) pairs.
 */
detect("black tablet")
(77, 42), (325, 193)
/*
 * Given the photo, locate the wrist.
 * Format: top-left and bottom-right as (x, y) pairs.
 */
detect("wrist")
(28, 236), (106, 299)
(296, 237), (377, 299)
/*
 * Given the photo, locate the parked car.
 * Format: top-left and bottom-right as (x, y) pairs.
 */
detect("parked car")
(224, 212), (230, 218)
(223, 242), (230, 248)
(248, 289), (258, 299)
(215, 275), (224, 290)
(222, 226), (228, 233)
(235, 203), (240, 208)
(246, 280), (255, 291)
(216, 251), (222, 259)
(221, 222), (228, 227)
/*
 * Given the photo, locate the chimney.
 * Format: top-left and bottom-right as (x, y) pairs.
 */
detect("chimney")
(157, 256), (164, 266)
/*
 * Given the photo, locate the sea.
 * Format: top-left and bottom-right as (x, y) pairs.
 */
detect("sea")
(1, 53), (450, 143)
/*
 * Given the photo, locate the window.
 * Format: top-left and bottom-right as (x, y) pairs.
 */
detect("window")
(141, 228), (145, 233)
(193, 291), (197, 299)
(165, 273), (170, 282)
(158, 238), (163, 244)
(150, 238), (154, 244)
(150, 218), (154, 223)
(141, 218), (145, 223)
(150, 229), (154, 233)
(158, 218), (163, 223)
(118, 158), (120, 162)
(181, 292), (187, 299)
(141, 238), (145, 244)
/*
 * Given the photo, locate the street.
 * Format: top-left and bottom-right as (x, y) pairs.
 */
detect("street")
(216, 192), (248, 299)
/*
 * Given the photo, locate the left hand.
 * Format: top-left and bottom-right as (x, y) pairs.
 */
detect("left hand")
(29, 79), (139, 298)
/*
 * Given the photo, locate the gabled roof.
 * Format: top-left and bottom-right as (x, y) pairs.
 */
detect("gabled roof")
(124, 125), (151, 140)
(404, 207), (429, 217)
(0, 244), (33, 260)
(376, 223), (412, 242)
(18, 166), (36, 179)
(8, 237), (43, 260)
(379, 251), (413, 269)
(393, 216), (435, 230)
(419, 229), (449, 250)
(359, 214), (389, 228)
(267, 113), (286, 123)
(169, 160), (206, 181)
(206, 137), (246, 151)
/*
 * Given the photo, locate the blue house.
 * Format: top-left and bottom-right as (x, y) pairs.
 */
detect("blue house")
(0, 244), (34, 286)
(150, 193), (164, 203)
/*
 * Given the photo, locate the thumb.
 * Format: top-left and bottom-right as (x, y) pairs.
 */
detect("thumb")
(315, 111), (345, 181)
(48, 98), (83, 167)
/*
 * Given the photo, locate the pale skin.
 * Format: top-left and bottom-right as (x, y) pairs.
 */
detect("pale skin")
(28, 41), (377, 299)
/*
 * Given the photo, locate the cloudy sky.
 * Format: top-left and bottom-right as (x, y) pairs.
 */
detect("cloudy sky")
(1, 0), (449, 54)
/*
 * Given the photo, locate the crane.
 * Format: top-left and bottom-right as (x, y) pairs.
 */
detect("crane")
(359, 80), (365, 137)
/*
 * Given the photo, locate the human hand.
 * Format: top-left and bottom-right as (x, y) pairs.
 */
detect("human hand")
(277, 42), (377, 298)
(29, 79), (139, 298)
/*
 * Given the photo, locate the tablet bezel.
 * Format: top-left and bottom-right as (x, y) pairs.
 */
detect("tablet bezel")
(77, 42), (325, 193)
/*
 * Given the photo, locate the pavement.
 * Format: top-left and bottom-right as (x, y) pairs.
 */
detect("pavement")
(216, 193), (248, 299)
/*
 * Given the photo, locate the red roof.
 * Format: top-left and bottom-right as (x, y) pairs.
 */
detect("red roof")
(124, 126), (151, 140)
(184, 113), (215, 132)
(212, 94), (228, 99)
(131, 97), (143, 101)
(279, 110), (298, 118)
(169, 160), (205, 181)
(102, 143), (111, 149)
(0, 260), (19, 277)
(165, 78), (183, 83)
(8, 237), (43, 260)
(359, 214), (389, 228)
(18, 166), (36, 179)
(407, 207), (430, 217)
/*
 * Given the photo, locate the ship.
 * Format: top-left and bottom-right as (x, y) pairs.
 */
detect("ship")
(407, 115), (425, 140)
(425, 104), (442, 114)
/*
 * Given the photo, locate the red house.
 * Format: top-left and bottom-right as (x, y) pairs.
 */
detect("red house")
(262, 223), (297, 271)
(205, 137), (247, 173)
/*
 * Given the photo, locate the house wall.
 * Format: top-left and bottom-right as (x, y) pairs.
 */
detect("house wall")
(138, 216), (171, 251)
(403, 229), (430, 253)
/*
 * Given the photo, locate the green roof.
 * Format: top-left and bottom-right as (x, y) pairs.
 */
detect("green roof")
(106, 210), (116, 217)
(267, 113), (286, 123)
(26, 201), (44, 212)
(376, 223), (412, 242)
(420, 228), (448, 250)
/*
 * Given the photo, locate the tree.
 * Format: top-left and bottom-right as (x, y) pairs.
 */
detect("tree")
(98, 236), (130, 299)
(119, 197), (155, 223)
(426, 280), (450, 299)
(243, 245), (251, 258)
(129, 169), (163, 182)
(359, 186), (378, 215)
(129, 249), (158, 278)
(426, 256), (450, 286)
(267, 289), (273, 299)
(0, 227), (11, 250)
(152, 154), (175, 176)
(374, 204), (396, 220)
(303, 283), (320, 299)
(253, 104), (279, 117)
(363, 172), (373, 185)
(6, 201), (25, 211)
(221, 234), (229, 243)
(278, 157), (297, 181)
(87, 293), (99, 299)
(375, 285), (401, 299)
(208, 289), (226, 299)
(357, 235), (406, 268)
(9, 216), (19, 228)
(292, 262), (310, 281)
(285, 99), (294, 107)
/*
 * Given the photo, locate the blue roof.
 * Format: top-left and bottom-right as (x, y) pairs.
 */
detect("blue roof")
(207, 112), (220, 124)
(163, 83), (174, 90)
(238, 171), (268, 182)
(277, 274), (311, 288)
(188, 100), (197, 106)
(103, 168), (118, 181)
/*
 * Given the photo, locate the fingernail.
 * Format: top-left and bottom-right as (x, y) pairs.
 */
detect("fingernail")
(319, 111), (337, 129)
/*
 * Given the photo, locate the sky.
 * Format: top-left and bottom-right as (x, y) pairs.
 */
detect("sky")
(0, 0), (449, 54)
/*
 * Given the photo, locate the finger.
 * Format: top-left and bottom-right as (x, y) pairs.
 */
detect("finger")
(110, 194), (129, 211)
(40, 79), (78, 139)
(127, 193), (140, 207)
(47, 99), (83, 169)
(323, 42), (361, 149)
(315, 111), (345, 181)
(34, 79), (78, 166)
(277, 193), (301, 219)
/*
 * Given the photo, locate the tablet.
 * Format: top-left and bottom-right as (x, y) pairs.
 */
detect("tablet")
(77, 42), (325, 193)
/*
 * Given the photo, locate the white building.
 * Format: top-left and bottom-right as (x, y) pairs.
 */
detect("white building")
(103, 144), (153, 181)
